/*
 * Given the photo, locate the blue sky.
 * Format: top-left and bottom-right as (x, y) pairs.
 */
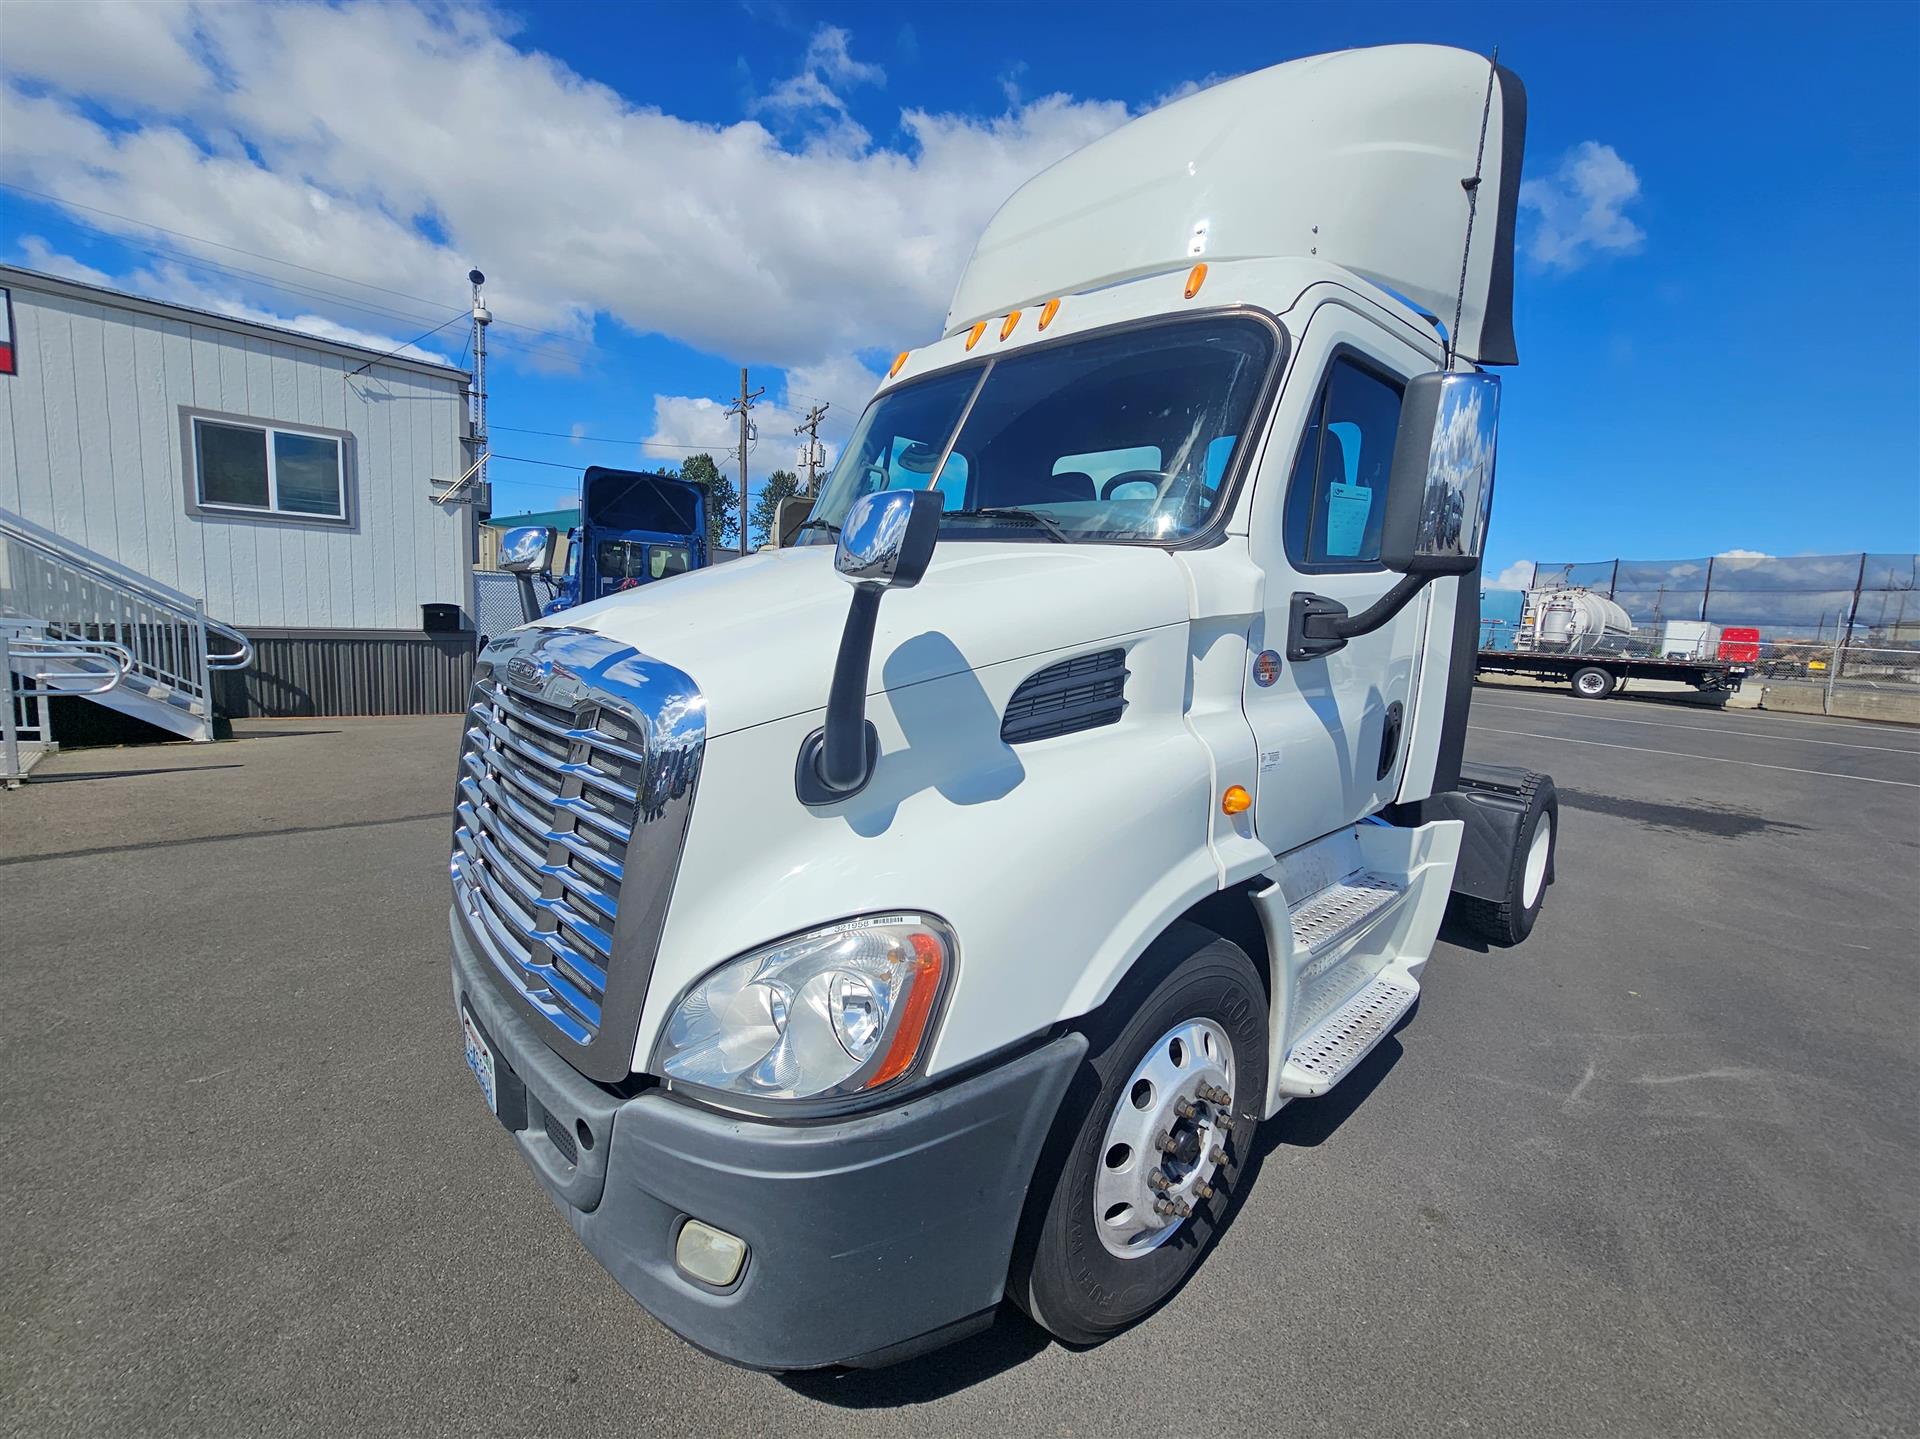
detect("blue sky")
(2, 0), (1915, 575)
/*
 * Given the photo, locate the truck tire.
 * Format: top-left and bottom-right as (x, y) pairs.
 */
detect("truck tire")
(1010, 924), (1268, 1347)
(1571, 665), (1615, 699)
(1450, 773), (1557, 947)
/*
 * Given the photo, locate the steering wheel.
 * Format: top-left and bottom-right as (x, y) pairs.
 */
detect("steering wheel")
(1101, 469), (1172, 501)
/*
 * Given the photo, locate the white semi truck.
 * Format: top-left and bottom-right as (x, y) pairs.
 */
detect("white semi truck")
(455, 44), (1558, 1369)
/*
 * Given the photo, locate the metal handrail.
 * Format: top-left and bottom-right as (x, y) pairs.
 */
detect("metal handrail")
(9, 637), (133, 695)
(1, 505), (252, 730)
(207, 619), (254, 671)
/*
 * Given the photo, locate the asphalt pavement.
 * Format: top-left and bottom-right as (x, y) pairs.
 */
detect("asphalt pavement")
(2, 689), (1916, 1438)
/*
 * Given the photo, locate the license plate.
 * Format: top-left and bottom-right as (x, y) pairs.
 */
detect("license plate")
(462, 1007), (498, 1115)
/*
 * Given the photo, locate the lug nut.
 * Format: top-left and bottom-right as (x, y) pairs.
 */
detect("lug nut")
(1156, 1130), (1179, 1155)
(1169, 1196), (1192, 1218)
(1210, 1145), (1228, 1165)
(1174, 1098), (1199, 1120)
(1148, 1168), (1172, 1192)
(1153, 1197), (1177, 1217)
(1193, 1179), (1214, 1200)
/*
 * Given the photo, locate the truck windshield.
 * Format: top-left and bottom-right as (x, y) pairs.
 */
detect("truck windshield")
(803, 315), (1275, 545)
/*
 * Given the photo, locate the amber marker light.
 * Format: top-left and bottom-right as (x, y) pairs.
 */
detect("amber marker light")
(965, 321), (987, 351)
(1185, 263), (1208, 299)
(862, 931), (947, 1091)
(888, 350), (910, 378)
(1038, 298), (1061, 330)
(1000, 310), (1022, 340)
(1221, 784), (1252, 815)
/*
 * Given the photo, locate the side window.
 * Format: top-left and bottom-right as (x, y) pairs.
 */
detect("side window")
(1283, 357), (1405, 567)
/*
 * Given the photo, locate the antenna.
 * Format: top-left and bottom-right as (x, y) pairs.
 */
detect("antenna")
(1446, 47), (1499, 371)
(469, 269), (491, 502)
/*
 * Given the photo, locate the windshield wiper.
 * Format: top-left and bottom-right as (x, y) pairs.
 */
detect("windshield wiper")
(793, 518), (840, 537)
(945, 507), (1070, 543)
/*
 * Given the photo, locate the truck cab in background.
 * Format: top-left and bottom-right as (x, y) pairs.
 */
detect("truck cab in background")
(450, 44), (1559, 1370)
(496, 466), (707, 615)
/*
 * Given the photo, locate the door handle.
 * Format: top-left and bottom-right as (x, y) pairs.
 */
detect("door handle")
(1377, 700), (1404, 781)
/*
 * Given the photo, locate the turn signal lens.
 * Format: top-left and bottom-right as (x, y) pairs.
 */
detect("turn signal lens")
(1038, 298), (1061, 330)
(1221, 784), (1251, 815)
(888, 350), (910, 378)
(965, 321), (987, 351)
(1185, 263), (1208, 299)
(1000, 310), (1022, 340)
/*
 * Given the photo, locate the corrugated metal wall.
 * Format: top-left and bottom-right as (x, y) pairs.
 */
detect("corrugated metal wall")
(214, 629), (476, 717)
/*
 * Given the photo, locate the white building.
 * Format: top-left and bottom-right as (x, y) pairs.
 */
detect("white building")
(0, 264), (479, 717)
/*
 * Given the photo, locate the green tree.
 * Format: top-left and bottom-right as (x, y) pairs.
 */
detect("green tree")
(750, 469), (802, 549)
(678, 452), (738, 554)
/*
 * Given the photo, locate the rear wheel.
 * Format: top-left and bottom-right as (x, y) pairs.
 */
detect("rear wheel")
(1572, 665), (1615, 699)
(1452, 772), (1558, 946)
(1011, 925), (1267, 1347)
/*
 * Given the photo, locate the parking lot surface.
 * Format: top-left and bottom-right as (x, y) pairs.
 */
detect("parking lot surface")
(3, 690), (1916, 1438)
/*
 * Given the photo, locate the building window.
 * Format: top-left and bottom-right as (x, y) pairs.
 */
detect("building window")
(1283, 356), (1405, 569)
(192, 417), (346, 520)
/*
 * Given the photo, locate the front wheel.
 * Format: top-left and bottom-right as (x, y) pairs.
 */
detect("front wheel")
(1011, 925), (1268, 1347)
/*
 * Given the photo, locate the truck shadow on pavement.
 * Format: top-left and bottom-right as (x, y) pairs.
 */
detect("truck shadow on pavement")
(779, 1011), (1414, 1407)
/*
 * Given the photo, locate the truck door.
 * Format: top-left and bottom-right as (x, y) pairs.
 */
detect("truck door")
(1244, 304), (1434, 852)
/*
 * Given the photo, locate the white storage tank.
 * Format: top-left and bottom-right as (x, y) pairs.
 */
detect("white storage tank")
(1526, 588), (1635, 656)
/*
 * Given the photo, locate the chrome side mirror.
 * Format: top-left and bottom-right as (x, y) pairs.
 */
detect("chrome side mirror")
(1380, 371), (1500, 576)
(835, 488), (941, 588)
(498, 525), (555, 574)
(799, 488), (944, 805)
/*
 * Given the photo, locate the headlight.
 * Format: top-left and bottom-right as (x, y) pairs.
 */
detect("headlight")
(655, 914), (955, 1106)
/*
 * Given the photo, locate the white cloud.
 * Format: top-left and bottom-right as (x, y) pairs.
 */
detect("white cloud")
(1716, 548), (1772, 560)
(16, 235), (115, 286)
(1486, 560), (1537, 590)
(1519, 141), (1646, 271)
(0, 2), (1126, 383)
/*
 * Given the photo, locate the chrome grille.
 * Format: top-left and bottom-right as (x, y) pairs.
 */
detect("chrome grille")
(453, 674), (641, 1042)
(451, 626), (706, 1076)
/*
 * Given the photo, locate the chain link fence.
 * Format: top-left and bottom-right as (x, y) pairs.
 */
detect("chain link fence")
(1504, 552), (1920, 720)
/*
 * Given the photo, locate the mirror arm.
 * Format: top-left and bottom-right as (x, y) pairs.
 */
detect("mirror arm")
(795, 583), (885, 804)
(1288, 573), (1429, 661)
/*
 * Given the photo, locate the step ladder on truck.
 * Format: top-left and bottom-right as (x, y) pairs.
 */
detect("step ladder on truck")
(1, 506), (253, 785)
(445, 43), (1560, 1370)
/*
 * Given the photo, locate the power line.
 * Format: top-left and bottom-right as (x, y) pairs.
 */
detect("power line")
(490, 423), (711, 452)
(345, 308), (470, 376)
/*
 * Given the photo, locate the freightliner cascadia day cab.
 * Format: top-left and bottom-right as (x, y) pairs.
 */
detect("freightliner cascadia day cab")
(451, 44), (1558, 1369)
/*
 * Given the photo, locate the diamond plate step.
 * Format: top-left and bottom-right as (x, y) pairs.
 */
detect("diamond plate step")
(1278, 975), (1419, 1098)
(1288, 870), (1403, 958)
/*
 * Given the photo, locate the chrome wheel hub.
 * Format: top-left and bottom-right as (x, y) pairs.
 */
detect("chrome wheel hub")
(1093, 1017), (1237, 1259)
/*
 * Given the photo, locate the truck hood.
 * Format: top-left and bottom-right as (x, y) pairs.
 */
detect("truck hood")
(529, 542), (1190, 738)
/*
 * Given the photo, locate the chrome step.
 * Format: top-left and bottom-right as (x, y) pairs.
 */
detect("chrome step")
(1278, 975), (1419, 1098)
(1288, 869), (1404, 958)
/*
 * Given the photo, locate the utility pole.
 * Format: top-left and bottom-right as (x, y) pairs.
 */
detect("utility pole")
(724, 368), (763, 557)
(794, 402), (830, 494)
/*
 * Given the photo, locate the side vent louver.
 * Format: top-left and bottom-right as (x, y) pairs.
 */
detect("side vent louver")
(1001, 649), (1129, 744)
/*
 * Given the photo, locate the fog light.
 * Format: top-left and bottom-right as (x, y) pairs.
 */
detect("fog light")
(675, 1219), (748, 1287)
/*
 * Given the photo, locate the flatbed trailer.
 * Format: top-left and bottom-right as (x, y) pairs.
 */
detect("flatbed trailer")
(1476, 648), (1750, 699)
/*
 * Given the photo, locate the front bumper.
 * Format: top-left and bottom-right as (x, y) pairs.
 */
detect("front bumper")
(451, 914), (1086, 1370)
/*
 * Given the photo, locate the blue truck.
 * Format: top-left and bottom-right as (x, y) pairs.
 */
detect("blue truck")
(494, 467), (708, 620)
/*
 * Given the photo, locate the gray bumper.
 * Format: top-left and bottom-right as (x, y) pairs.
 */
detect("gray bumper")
(451, 915), (1086, 1370)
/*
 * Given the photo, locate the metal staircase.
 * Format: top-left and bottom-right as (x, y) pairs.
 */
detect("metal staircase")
(2, 506), (252, 782)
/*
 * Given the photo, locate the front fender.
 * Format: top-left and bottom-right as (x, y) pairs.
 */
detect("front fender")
(638, 622), (1222, 1079)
